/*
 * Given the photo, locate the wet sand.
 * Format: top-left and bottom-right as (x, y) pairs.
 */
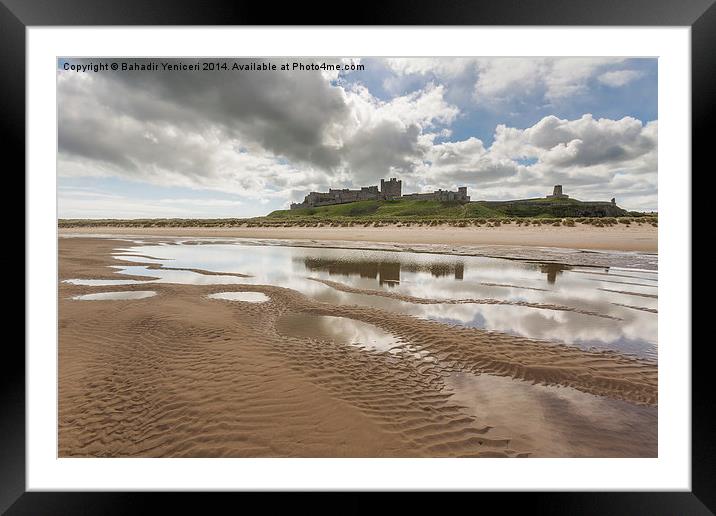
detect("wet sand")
(60, 223), (657, 252)
(59, 237), (657, 457)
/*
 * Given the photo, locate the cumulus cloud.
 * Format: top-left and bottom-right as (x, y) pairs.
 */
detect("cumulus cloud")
(58, 58), (461, 199)
(336, 82), (459, 184)
(384, 58), (473, 78)
(491, 114), (656, 167)
(59, 58), (349, 179)
(385, 57), (629, 104)
(473, 58), (630, 103)
(597, 69), (644, 87)
(416, 114), (657, 207)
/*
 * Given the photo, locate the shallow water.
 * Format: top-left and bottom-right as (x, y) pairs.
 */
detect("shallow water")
(446, 372), (657, 457)
(275, 313), (401, 352)
(208, 292), (270, 303)
(71, 291), (157, 301)
(64, 278), (148, 286)
(67, 238), (657, 360)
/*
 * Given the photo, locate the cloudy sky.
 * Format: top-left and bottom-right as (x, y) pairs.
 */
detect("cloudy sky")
(57, 57), (657, 218)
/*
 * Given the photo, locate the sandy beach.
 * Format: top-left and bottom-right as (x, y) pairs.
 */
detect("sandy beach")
(60, 223), (657, 252)
(58, 235), (657, 458)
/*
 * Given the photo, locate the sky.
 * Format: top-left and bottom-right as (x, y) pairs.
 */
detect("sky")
(57, 57), (658, 218)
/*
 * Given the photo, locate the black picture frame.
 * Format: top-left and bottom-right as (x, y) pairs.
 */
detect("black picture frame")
(5, 0), (708, 513)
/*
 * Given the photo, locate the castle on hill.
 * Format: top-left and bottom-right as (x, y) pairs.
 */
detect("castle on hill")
(290, 178), (471, 210)
(547, 184), (616, 205)
(290, 181), (617, 210)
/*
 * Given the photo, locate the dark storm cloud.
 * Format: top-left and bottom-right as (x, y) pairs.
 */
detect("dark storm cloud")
(59, 58), (350, 172)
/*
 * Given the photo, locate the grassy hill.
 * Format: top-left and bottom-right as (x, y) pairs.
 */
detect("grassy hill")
(267, 197), (629, 220)
(267, 199), (499, 220)
(58, 197), (648, 229)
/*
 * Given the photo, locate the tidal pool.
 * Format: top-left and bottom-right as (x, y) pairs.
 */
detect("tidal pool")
(446, 372), (657, 457)
(71, 291), (157, 301)
(67, 238), (658, 360)
(276, 313), (401, 352)
(64, 278), (149, 286)
(208, 292), (270, 303)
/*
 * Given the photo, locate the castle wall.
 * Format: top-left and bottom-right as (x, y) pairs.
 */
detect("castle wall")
(290, 179), (469, 209)
(291, 185), (381, 209)
(402, 189), (470, 203)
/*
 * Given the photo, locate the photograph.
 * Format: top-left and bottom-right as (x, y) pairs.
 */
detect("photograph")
(57, 56), (659, 459)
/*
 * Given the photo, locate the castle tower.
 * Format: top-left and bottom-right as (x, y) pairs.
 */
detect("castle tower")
(547, 184), (568, 199)
(380, 177), (402, 199)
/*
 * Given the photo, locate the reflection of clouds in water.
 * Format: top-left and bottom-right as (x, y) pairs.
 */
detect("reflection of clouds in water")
(305, 288), (656, 358)
(406, 303), (656, 359)
(208, 292), (270, 303)
(71, 291), (157, 301)
(276, 314), (399, 352)
(96, 241), (656, 358)
(381, 275), (656, 315)
(111, 265), (245, 285)
(112, 254), (166, 264)
(63, 278), (150, 286)
(448, 372), (657, 457)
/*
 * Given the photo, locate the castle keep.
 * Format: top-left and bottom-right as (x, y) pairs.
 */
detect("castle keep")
(290, 177), (470, 210)
(547, 185), (568, 199)
(546, 185), (616, 206)
(380, 178), (402, 199)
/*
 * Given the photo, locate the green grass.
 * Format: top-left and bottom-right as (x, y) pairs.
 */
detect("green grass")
(268, 199), (503, 220)
(268, 197), (628, 220)
(477, 198), (627, 218)
(58, 199), (656, 228)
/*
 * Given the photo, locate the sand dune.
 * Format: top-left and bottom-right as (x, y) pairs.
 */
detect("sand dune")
(59, 237), (657, 458)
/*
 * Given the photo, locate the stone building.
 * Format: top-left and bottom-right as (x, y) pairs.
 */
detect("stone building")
(547, 185), (569, 199)
(290, 185), (381, 210)
(290, 177), (469, 210)
(402, 186), (470, 203)
(380, 178), (402, 199)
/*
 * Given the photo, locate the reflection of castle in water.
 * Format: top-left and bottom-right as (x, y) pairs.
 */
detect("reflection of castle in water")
(300, 257), (465, 286)
(539, 263), (572, 284)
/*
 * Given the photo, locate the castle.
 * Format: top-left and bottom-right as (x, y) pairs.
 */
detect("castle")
(547, 185), (616, 205)
(290, 177), (470, 210)
(547, 184), (568, 199)
(289, 182), (617, 211)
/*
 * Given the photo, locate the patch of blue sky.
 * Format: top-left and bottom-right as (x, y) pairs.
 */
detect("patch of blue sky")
(515, 157), (538, 167)
(340, 58), (657, 147)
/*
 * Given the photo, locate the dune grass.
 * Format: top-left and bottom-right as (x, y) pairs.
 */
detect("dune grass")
(59, 214), (658, 229)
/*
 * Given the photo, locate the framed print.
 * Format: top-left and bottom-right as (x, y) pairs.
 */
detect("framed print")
(6, 0), (709, 513)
